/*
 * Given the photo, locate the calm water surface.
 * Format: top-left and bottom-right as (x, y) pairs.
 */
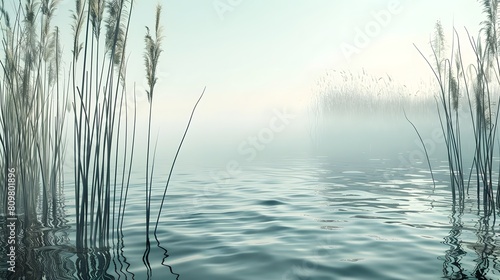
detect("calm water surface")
(148, 157), (499, 280)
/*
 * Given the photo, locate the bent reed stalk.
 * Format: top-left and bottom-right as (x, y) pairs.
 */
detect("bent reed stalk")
(416, 1), (500, 215)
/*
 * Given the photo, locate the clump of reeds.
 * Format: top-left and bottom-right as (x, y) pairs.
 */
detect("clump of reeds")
(313, 69), (435, 118)
(0, 0), (66, 227)
(70, 0), (137, 249)
(415, 20), (466, 206)
(415, 0), (500, 215)
(0, 3), (205, 277)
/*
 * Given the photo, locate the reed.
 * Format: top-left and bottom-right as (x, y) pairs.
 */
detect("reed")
(143, 3), (163, 249)
(155, 87), (206, 235)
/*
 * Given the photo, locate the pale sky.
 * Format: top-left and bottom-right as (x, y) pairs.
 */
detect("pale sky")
(35, 0), (484, 118)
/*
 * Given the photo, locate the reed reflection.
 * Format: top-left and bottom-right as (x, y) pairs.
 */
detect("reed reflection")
(440, 209), (467, 279)
(441, 208), (500, 279)
(155, 234), (180, 280)
(112, 230), (134, 279)
(0, 217), (76, 279)
(470, 216), (498, 278)
(0, 185), (138, 279)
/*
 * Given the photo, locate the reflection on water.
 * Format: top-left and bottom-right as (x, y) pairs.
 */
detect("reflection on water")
(441, 212), (500, 279)
(0, 211), (76, 279)
(441, 210), (467, 279)
(3, 154), (500, 278)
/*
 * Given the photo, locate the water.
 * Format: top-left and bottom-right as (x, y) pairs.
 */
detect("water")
(154, 158), (497, 280)
(2, 113), (500, 279)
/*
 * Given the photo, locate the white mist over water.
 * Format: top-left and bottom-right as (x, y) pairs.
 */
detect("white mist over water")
(26, 0), (485, 172)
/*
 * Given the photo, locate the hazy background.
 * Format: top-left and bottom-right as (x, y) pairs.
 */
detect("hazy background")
(4, 0), (484, 168)
(116, 0), (482, 167)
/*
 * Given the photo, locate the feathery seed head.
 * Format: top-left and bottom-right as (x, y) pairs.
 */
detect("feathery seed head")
(143, 4), (163, 103)
(449, 74), (459, 111)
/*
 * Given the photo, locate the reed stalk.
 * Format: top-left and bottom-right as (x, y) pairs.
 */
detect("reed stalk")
(155, 87), (206, 235)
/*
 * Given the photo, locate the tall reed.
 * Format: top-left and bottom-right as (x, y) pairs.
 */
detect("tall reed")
(143, 3), (163, 249)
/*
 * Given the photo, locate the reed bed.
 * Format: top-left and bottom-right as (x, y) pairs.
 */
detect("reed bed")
(0, 0), (66, 228)
(0, 2), (70, 277)
(0, 3), (205, 274)
(313, 69), (436, 118)
(415, 0), (500, 215)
